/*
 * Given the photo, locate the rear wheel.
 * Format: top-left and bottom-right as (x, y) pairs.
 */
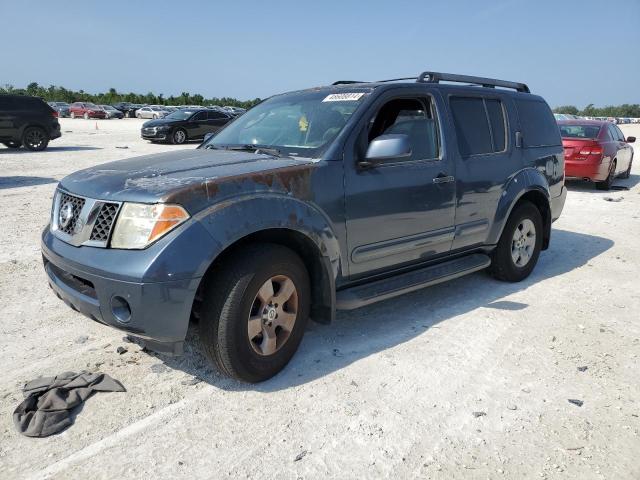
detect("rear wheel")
(200, 244), (310, 382)
(70, 112), (76, 119)
(3, 141), (21, 149)
(83, 112), (89, 120)
(22, 127), (49, 151)
(596, 160), (616, 190)
(489, 201), (543, 282)
(172, 128), (187, 145)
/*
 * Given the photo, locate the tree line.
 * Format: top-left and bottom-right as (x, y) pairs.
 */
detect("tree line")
(0, 82), (261, 109)
(553, 104), (640, 118)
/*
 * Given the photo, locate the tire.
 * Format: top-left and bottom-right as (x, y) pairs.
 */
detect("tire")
(489, 201), (543, 282)
(22, 127), (49, 151)
(171, 128), (187, 145)
(70, 112), (75, 119)
(152, 114), (158, 119)
(83, 112), (89, 120)
(200, 244), (310, 382)
(136, 113), (141, 119)
(3, 141), (21, 149)
(621, 156), (633, 179)
(595, 160), (616, 190)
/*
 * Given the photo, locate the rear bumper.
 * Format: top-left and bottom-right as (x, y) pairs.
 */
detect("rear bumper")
(565, 159), (610, 181)
(551, 185), (567, 222)
(41, 228), (202, 355)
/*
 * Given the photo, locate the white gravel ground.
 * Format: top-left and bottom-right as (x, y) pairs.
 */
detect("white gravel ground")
(0, 118), (639, 479)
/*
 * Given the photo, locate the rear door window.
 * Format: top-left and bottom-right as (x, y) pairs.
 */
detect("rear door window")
(449, 96), (506, 156)
(515, 99), (561, 147)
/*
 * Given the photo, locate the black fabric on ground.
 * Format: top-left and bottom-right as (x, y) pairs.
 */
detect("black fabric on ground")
(13, 371), (125, 437)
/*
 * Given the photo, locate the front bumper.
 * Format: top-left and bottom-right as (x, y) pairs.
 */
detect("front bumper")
(41, 228), (203, 355)
(141, 128), (170, 141)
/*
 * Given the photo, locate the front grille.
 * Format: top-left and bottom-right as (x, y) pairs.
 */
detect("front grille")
(58, 192), (85, 235)
(90, 203), (119, 242)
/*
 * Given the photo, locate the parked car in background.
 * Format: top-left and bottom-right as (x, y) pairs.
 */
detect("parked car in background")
(1, 94), (61, 150)
(141, 108), (233, 144)
(112, 102), (138, 118)
(48, 101), (70, 118)
(223, 106), (246, 115)
(136, 106), (170, 119)
(100, 105), (124, 119)
(69, 102), (106, 119)
(44, 71), (566, 382)
(558, 119), (635, 190)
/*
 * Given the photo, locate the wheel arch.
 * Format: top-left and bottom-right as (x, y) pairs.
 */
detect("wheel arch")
(488, 169), (552, 250)
(191, 196), (342, 325)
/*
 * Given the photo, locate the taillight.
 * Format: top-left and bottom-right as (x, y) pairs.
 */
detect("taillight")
(52, 110), (59, 118)
(579, 146), (602, 156)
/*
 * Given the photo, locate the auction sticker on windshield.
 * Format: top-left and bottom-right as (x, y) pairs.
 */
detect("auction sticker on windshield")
(322, 93), (366, 102)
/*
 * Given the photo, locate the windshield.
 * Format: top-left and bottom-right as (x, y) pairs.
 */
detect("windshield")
(165, 110), (195, 120)
(85, 103), (98, 109)
(559, 124), (601, 139)
(202, 90), (369, 157)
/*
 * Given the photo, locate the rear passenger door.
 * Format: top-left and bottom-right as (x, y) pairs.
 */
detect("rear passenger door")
(206, 111), (231, 132)
(612, 124), (632, 172)
(447, 94), (517, 251)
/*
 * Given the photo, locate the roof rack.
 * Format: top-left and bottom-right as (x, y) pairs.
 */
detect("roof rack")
(416, 71), (530, 93)
(331, 72), (530, 93)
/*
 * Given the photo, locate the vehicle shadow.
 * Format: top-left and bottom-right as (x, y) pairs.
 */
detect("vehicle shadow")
(0, 146), (101, 154)
(0, 176), (58, 190)
(566, 173), (640, 192)
(156, 228), (613, 391)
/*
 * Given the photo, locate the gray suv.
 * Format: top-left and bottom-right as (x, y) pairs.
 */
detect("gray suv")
(42, 71), (566, 382)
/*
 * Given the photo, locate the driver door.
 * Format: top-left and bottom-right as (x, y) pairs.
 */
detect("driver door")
(343, 91), (456, 277)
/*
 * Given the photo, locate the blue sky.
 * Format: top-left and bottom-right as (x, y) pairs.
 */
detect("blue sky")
(1, 0), (638, 107)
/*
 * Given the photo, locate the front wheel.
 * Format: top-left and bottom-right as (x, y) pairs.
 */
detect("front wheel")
(171, 128), (187, 144)
(70, 112), (76, 119)
(621, 157), (633, 179)
(200, 244), (310, 382)
(22, 127), (49, 151)
(489, 201), (543, 282)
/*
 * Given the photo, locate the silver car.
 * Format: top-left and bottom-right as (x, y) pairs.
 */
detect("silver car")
(136, 106), (170, 119)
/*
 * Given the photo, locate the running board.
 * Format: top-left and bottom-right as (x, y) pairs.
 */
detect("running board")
(336, 253), (491, 310)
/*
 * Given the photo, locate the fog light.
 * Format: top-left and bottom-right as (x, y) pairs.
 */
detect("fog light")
(111, 296), (131, 323)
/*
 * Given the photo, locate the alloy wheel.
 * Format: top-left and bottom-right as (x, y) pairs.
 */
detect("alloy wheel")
(247, 275), (298, 356)
(511, 219), (536, 267)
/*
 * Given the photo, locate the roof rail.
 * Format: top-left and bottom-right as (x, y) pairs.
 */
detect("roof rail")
(416, 71), (530, 93)
(332, 80), (366, 85)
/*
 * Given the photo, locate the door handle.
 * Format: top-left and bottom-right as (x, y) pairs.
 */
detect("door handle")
(433, 174), (455, 184)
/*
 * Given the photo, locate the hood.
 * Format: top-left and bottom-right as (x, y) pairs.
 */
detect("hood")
(143, 118), (180, 128)
(59, 149), (316, 213)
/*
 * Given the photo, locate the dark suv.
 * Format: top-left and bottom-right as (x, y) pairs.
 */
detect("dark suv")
(0, 95), (62, 151)
(41, 71), (566, 382)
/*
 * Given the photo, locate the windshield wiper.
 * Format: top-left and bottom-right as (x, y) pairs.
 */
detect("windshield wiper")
(221, 144), (284, 157)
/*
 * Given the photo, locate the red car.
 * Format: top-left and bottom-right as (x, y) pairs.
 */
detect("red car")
(558, 120), (635, 190)
(68, 102), (106, 120)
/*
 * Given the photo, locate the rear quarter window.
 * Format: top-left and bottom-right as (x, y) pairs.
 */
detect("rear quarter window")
(516, 99), (561, 147)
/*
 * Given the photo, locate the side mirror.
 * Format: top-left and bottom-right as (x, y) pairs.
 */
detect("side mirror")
(626, 136), (636, 143)
(360, 134), (411, 168)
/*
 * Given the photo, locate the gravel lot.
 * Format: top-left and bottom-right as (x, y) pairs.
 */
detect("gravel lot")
(1, 118), (639, 479)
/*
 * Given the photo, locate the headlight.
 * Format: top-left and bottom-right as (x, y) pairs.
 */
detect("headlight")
(156, 125), (170, 131)
(111, 203), (189, 249)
